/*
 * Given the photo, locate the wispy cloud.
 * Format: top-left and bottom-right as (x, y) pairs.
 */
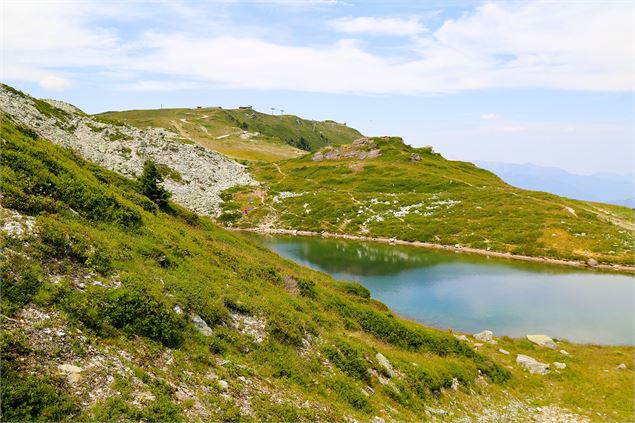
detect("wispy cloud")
(2, 1), (633, 93)
(329, 16), (426, 36)
(39, 75), (72, 90)
(480, 113), (498, 120)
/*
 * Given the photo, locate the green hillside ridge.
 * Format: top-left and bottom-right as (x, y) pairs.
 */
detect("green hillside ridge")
(98, 107), (362, 162)
(1, 116), (633, 422)
(223, 137), (635, 267)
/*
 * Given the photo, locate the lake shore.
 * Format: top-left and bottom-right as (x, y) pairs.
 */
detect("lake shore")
(230, 226), (635, 273)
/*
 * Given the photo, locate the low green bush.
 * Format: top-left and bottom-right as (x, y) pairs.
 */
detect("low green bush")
(322, 340), (369, 381)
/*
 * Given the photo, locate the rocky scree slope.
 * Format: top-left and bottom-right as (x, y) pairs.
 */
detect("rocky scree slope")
(0, 84), (256, 216)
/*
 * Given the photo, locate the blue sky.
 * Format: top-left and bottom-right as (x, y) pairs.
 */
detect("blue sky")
(2, 0), (633, 174)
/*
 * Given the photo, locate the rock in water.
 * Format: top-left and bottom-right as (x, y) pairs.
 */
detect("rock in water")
(516, 354), (550, 375)
(376, 353), (396, 378)
(527, 334), (557, 349)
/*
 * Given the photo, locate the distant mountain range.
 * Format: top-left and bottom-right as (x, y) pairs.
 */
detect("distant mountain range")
(476, 161), (634, 208)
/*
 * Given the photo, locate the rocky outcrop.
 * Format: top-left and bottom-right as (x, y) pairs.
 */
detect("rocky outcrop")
(312, 137), (381, 161)
(0, 85), (257, 216)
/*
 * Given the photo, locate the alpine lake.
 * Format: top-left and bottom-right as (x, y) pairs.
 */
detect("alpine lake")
(248, 234), (634, 346)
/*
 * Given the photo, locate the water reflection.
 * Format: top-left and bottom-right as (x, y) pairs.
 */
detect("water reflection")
(249, 234), (634, 345)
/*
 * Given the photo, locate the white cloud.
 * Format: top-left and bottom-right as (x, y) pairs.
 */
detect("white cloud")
(329, 16), (426, 36)
(480, 113), (498, 120)
(2, 1), (633, 94)
(39, 75), (72, 90)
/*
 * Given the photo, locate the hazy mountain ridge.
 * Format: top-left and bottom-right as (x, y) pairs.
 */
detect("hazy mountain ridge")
(476, 161), (634, 208)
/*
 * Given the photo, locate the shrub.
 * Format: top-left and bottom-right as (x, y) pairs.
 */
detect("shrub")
(0, 363), (77, 422)
(331, 380), (371, 411)
(0, 254), (42, 315)
(298, 278), (317, 298)
(322, 340), (369, 381)
(104, 285), (186, 348)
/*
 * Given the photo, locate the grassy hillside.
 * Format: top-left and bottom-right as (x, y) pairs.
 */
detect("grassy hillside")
(223, 137), (635, 266)
(98, 107), (362, 162)
(1, 115), (633, 422)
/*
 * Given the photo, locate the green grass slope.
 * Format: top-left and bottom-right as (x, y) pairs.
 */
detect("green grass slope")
(97, 107), (362, 162)
(2, 116), (633, 422)
(224, 137), (635, 266)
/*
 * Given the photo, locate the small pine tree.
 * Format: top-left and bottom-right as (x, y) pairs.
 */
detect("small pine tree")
(139, 160), (171, 209)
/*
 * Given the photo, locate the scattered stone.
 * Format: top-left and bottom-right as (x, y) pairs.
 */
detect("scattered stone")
(410, 153), (421, 162)
(425, 405), (448, 416)
(371, 416), (385, 423)
(230, 312), (266, 343)
(527, 334), (557, 349)
(58, 364), (83, 383)
(559, 349), (569, 355)
(190, 314), (213, 336)
(473, 343), (484, 347)
(173, 305), (183, 314)
(587, 258), (598, 267)
(498, 349), (510, 355)
(217, 380), (229, 391)
(516, 354), (549, 375)
(474, 330), (497, 344)
(454, 334), (469, 342)
(135, 391), (156, 403)
(376, 353), (396, 378)
(616, 363), (627, 370)
(450, 377), (460, 391)
(553, 362), (567, 369)
(175, 388), (191, 401)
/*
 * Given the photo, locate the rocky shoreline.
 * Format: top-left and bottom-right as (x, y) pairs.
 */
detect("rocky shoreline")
(230, 227), (635, 273)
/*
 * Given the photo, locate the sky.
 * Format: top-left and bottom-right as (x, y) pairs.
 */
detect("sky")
(1, 0), (633, 174)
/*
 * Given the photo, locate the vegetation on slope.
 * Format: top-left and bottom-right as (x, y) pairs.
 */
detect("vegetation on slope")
(1, 112), (633, 422)
(223, 137), (635, 266)
(97, 107), (362, 162)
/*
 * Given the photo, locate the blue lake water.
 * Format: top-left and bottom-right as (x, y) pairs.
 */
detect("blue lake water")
(249, 234), (634, 345)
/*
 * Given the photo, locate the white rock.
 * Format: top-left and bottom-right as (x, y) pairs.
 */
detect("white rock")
(376, 353), (396, 378)
(527, 334), (557, 349)
(516, 354), (550, 375)
(498, 349), (510, 355)
(553, 362), (567, 369)
(616, 363), (627, 370)
(559, 349), (569, 355)
(474, 330), (494, 343)
(454, 334), (469, 342)
(218, 380), (229, 391)
(450, 377), (460, 391)
(190, 314), (213, 336)
(58, 364), (83, 383)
